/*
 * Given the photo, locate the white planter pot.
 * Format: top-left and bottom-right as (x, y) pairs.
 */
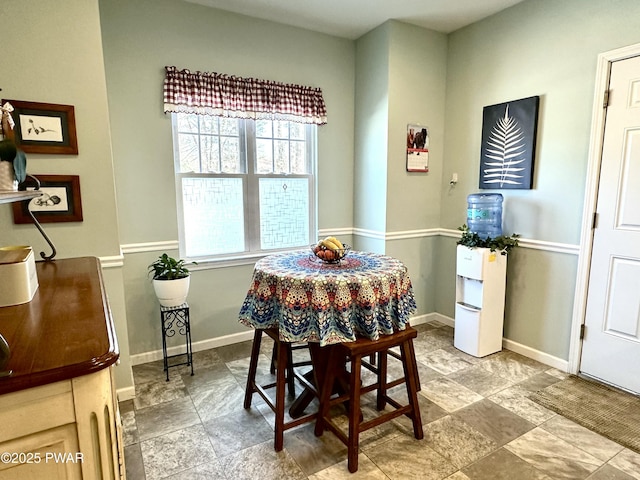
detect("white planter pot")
(152, 276), (190, 307)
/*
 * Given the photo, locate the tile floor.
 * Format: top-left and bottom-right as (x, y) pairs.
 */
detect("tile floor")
(120, 321), (640, 479)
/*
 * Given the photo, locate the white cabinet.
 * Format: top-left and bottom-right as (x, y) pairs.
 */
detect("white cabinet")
(0, 368), (122, 480)
(454, 245), (507, 357)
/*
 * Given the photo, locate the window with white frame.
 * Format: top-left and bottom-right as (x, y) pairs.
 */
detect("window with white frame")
(172, 113), (317, 260)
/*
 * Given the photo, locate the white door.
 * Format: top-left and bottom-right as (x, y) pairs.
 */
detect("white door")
(580, 54), (640, 394)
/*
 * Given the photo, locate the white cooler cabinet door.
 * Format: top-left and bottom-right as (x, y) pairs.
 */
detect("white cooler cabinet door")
(454, 303), (503, 357)
(454, 303), (482, 355)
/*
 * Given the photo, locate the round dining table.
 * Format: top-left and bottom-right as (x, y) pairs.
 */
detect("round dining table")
(239, 248), (419, 419)
(238, 249), (417, 345)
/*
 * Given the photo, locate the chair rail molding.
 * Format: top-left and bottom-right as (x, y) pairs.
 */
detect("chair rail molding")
(121, 240), (180, 254)
(119, 229), (579, 258)
(98, 254), (124, 269)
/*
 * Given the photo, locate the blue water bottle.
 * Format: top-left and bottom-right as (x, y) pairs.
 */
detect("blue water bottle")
(467, 193), (503, 239)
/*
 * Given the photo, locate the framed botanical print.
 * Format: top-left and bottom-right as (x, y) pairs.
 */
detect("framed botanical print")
(12, 175), (83, 223)
(479, 96), (539, 189)
(2, 100), (78, 155)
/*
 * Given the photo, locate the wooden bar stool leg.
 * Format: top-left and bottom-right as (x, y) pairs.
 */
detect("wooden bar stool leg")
(314, 347), (341, 437)
(271, 341), (296, 397)
(347, 353), (362, 473)
(244, 329), (263, 408)
(376, 350), (388, 411)
(408, 339), (421, 392)
(286, 344), (296, 397)
(274, 337), (289, 451)
(270, 341), (276, 374)
(401, 339), (423, 439)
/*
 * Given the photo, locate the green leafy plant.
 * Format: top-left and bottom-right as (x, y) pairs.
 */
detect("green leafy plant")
(457, 224), (520, 255)
(148, 253), (194, 280)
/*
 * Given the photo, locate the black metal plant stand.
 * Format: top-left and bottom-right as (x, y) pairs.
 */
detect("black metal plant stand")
(160, 303), (194, 381)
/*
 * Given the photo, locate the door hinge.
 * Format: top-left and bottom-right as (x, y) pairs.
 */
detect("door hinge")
(580, 324), (586, 340)
(592, 212), (598, 229)
(603, 89), (610, 108)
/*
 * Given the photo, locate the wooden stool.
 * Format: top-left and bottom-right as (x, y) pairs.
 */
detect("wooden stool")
(314, 326), (423, 473)
(364, 342), (421, 392)
(270, 341), (312, 398)
(244, 328), (317, 451)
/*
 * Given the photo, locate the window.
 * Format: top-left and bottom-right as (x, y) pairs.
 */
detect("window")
(172, 113), (316, 261)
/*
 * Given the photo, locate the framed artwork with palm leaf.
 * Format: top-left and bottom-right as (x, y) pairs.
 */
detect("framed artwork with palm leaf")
(479, 96), (539, 189)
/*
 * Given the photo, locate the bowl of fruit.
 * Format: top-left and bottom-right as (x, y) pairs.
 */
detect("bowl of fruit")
(311, 237), (350, 264)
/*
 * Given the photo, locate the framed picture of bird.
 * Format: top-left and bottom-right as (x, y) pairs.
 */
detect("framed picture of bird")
(1, 100), (78, 155)
(12, 175), (83, 223)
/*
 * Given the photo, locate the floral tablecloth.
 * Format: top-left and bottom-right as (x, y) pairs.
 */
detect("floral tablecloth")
(238, 250), (417, 346)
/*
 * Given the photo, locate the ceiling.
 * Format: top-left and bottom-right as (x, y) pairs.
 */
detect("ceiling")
(183, 0), (526, 39)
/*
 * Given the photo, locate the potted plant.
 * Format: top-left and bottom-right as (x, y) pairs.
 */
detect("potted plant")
(148, 253), (194, 307)
(457, 224), (520, 255)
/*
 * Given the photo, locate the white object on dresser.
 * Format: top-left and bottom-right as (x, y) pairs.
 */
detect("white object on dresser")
(0, 246), (38, 308)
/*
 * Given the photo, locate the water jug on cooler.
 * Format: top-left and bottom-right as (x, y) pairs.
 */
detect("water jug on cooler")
(466, 193), (503, 239)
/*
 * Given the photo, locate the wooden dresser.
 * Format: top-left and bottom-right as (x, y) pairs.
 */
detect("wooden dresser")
(0, 257), (124, 479)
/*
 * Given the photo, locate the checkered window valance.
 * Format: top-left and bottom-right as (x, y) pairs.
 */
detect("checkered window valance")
(163, 66), (327, 125)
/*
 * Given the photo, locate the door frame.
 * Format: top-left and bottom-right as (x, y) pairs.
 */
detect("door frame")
(568, 42), (640, 374)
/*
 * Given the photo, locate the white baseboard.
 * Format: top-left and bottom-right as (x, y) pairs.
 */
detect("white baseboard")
(442, 314), (568, 371)
(408, 312), (454, 327)
(408, 313), (429, 326)
(129, 313), (567, 376)
(130, 329), (255, 366)
(131, 314), (441, 366)
(116, 386), (136, 402)
(429, 312), (455, 328)
(502, 338), (568, 372)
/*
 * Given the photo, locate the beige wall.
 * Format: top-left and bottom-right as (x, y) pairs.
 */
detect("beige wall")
(386, 22), (447, 233)
(438, 0), (640, 359)
(0, 0), (133, 391)
(354, 23), (390, 236)
(6, 0), (640, 381)
(353, 21), (448, 315)
(1, 0), (120, 256)
(441, 0), (640, 242)
(99, 0), (357, 355)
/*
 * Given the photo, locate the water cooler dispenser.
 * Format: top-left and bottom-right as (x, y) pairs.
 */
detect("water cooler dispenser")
(466, 193), (503, 238)
(454, 193), (507, 357)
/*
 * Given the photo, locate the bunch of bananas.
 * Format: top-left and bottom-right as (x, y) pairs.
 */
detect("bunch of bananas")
(312, 236), (348, 262)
